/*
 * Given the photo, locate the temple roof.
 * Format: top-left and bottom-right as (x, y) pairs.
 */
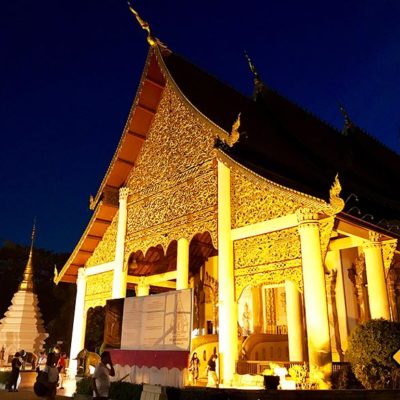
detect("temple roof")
(162, 50), (400, 228)
(57, 42), (400, 283)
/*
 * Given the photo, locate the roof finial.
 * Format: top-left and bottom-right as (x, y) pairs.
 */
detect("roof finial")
(244, 51), (260, 82)
(127, 2), (157, 46)
(339, 105), (354, 135)
(244, 51), (266, 100)
(19, 219), (36, 292)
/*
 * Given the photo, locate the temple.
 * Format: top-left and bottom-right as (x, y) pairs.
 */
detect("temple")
(55, 19), (400, 388)
(0, 225), (48, 364)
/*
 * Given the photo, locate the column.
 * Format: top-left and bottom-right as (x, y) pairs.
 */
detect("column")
(177, 238), (189, 290)
(136, 277), (150, 297)
(363, 232), (390, 320)
(112, 187), (129, 299)
(297, 209), (331, 387)
(285, 280), (304, 362)
(69, 268), (87, 377)
(217, 160), (237, 386)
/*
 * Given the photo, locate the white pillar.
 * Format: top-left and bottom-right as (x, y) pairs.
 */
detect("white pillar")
(177, 238), (189, 290)
(217, 160), (237, 386)
(112, 187), (129, 299)
(69, 268), (87, 376)
(297, 209), (331, 387)
(364, 232), (390, 320)
(285, 280), (304, 362)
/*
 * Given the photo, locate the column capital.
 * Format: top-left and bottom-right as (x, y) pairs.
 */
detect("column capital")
(77, 268), (87, 281)
(363, 231), (383, 250)
(119, 187), (130, 202)
(296, 208), (319, 226)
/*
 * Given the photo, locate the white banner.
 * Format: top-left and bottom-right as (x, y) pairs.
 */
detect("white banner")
(121, 288), (193, 351)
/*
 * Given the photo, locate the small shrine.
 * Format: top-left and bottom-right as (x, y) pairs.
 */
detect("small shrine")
(0, 224), (48, 365)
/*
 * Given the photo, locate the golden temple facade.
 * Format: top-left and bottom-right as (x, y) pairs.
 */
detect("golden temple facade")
(56, 35), (400, 388)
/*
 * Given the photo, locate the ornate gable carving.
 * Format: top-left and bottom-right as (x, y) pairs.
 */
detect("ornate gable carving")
(231, 167), (325, 229)
(125, 83), (218, 255)
(86, 215), (118, 267)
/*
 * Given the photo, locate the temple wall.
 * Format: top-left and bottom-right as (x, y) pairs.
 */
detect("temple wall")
(124, 83), (219, 255)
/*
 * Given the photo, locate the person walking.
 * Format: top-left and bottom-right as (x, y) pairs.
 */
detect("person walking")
(93, 351), (115, 400)
(206, 354), (219, 388)
(57, 352), (67, 389)
(8, 352), (22, 392)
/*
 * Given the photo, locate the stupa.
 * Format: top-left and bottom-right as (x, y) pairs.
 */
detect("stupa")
(0, 224), (48, 364)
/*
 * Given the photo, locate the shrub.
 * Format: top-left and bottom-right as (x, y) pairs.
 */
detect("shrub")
(330, 364), (364, 389)
(75, 376), (93, 395)
(0, 371), (11, 385)
(347, 319), (400, 389)
(109, 382), (142, 400)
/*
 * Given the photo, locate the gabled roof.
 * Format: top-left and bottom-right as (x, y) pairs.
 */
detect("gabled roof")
(58, 42), (400, 282)
(162, 50), (400, 227)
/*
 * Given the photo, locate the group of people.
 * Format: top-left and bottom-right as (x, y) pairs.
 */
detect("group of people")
(6, 348), (67, 398)
(188, 352), (219, 387)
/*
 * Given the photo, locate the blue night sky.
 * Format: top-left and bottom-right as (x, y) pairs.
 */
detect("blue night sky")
(1, 1), (399, 252)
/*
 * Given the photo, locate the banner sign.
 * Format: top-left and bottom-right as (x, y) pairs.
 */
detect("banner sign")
(121, 288), (193, 351)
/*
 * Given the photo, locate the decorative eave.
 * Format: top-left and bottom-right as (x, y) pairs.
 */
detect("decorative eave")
(55, 199), (118, 283)
(57, 46), (166, 283)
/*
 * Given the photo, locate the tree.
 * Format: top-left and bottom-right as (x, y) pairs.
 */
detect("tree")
(347, 319), (400, 389)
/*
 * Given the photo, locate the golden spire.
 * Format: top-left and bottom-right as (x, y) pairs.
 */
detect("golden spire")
(19, 220), (36, 292)
(127, 2), (157, 46)
(244, 51), (266, 100)
(339, 105), (354, 135)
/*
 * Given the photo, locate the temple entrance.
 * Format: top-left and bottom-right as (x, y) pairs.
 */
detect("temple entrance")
(238, 284), (289, 364)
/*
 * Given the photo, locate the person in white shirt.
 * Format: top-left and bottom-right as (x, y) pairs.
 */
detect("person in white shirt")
(37, 351), (47, 372)
(92, 351), (115, 400)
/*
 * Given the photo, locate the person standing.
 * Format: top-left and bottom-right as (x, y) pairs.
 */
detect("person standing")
(188, 352), (200, 385)
(92, 351), (115, 400)
(206, 354), (219, 388)
(57, 352), (67, 389)
(9, 352), (22, 392)
(37, 351), (47, 372)
(44, 352), (59, 400)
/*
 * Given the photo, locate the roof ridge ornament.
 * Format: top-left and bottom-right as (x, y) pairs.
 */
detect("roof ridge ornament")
(339, 105), (354, 135)
(127, 2), (157, 47)
(326, 173), (345, 215)
(217, 113), (241, 148)
(244, 51), (267, 100)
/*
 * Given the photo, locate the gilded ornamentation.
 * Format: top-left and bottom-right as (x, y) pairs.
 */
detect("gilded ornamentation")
(119, 187), (130, 201)
(127, 2), (157, 46)
(235, 266), (302, 300)
(325, 174), (345, 215)
(382, 240), (398, 270)
(86, 215), (118, 267)
(218, 113), (241, 147)
(230, 164), (325, 229)
(84, 271), (114, 312)
(296, 208), (319, 224)
(368, 230), (382, 243)
(234, 228), (301, 269)
(319, 217), (335, 262)
(124, 83), (218, 257)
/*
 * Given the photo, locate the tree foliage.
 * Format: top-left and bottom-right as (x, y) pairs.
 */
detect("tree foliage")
(347, 319), (400, 389)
